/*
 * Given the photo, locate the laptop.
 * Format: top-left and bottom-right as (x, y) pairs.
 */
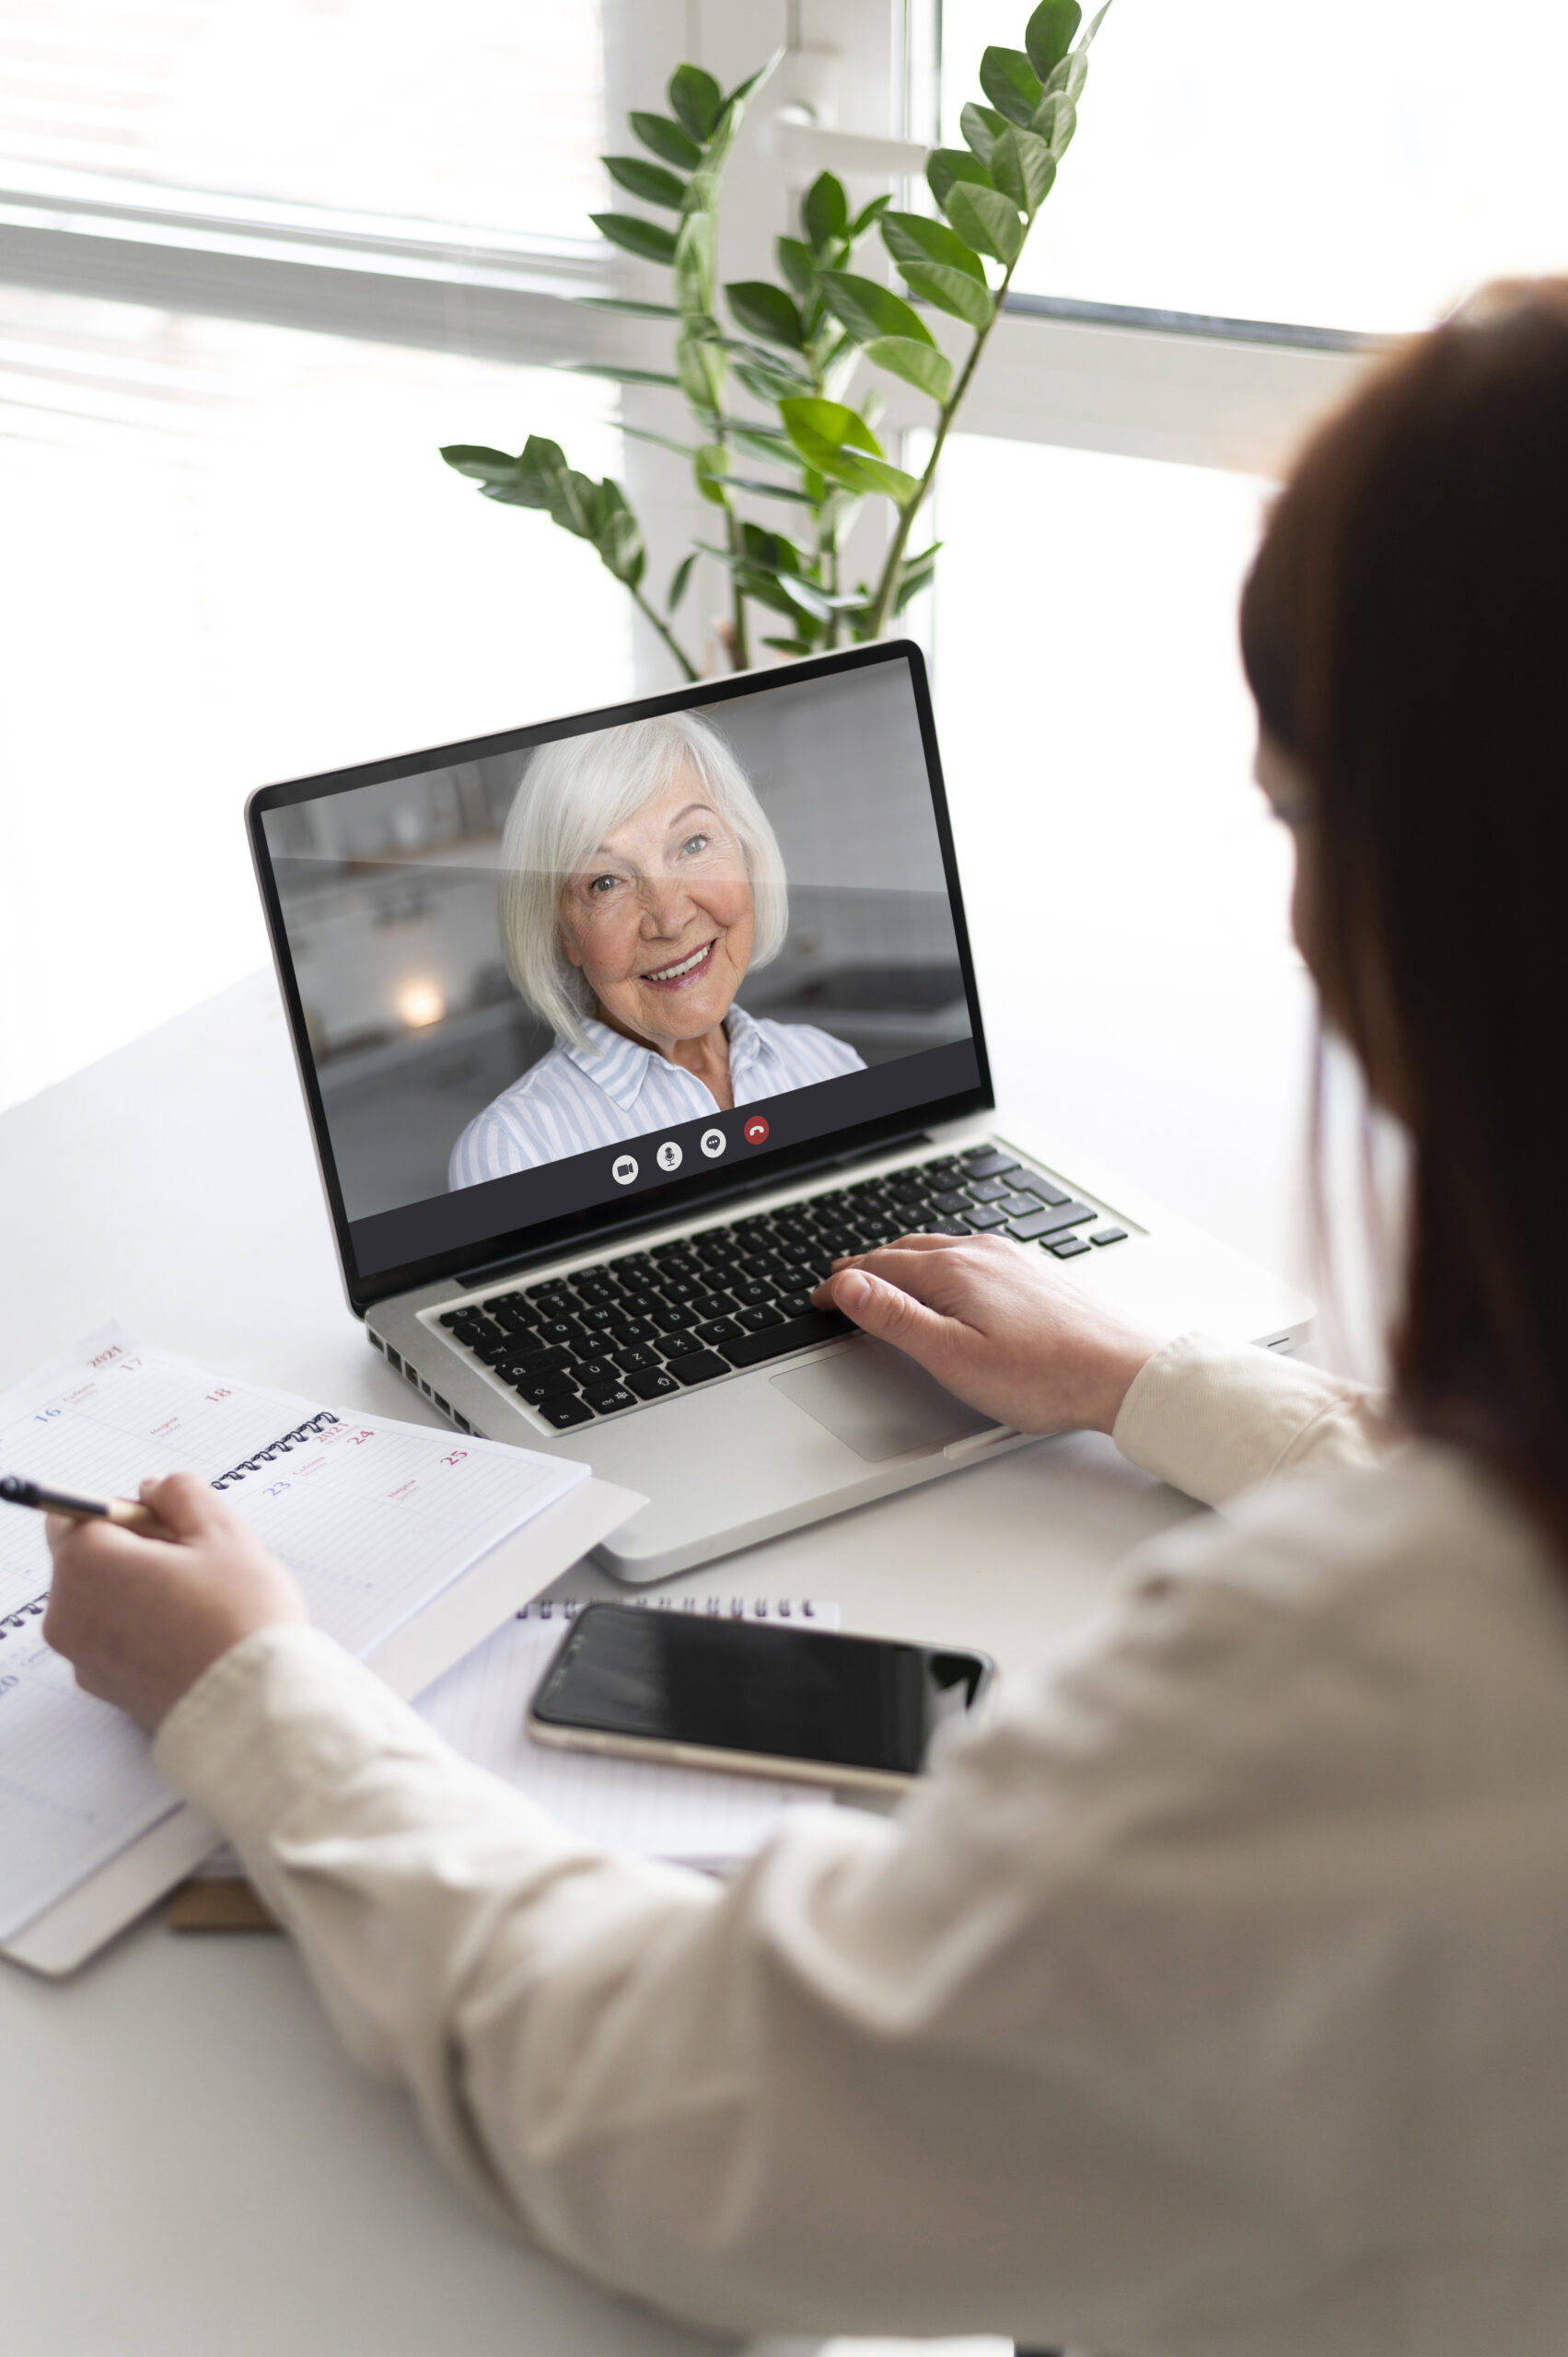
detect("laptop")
(248, 640), (1310, 1582)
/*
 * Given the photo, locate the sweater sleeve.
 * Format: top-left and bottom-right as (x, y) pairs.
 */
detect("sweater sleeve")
(1112, 1332), (1387, 1508)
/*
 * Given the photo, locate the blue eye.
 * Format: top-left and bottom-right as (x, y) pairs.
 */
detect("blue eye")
(681, 833), (709, 856)
(588, 873), (619, 895)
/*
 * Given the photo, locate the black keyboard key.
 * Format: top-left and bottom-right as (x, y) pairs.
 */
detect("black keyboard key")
(617, 1289), (660, 1319)
(736, 1304), (784, 1331)
(1090, 1226), (1129, 1246)
(536, 1317), (584, 1347)
(613, 1252), (655, 1280)
(776, 1293), (811, 1318)
(775, 1264), (819, 1291)
(657, 1275), (702, 1303)
(574, 1278), (621, 1307)
(610, 1345), (659, 1373)
(605, 1318), (659, 1348)
(694, 1317), (741, 1347)
(995, 1192), (1040, 1218)
(658, 1330), (701, 1360)
(965, 1205), (1008, 1231)
(690, 1292), (736, 1320)
(926, 1157), (964, 1182)
(960, 1150), (1021, 1178)
(664, 1350), (730, 1386)
(1007, 1202), (1098, 1241)
(438, 1309), (465, 1329)
(577, 1303), (620, 1331)
(584, 1380), (637, 1412)
(573, 1356), (617, 1387)
(515, 1366), (579, 1403)
(732, 1279), (773, 1307)
(538, 1394), (595, 1429)
(1048, 1234), (1092, 1259)
(471, 1339), (512, 1365)
(651, 1301), (695, 1332)
(482, 1289), (525, 1310)
(726, 1308), (854, 1367)
(1016, 1175), (1072, 1208)
(527, 1287), (575, 1315)
(967, 1177), (1011, 1203)
(932, 1191), (971, 1215)
(925, 1217), (971, 1237)
(625, 1366), (679, 1401)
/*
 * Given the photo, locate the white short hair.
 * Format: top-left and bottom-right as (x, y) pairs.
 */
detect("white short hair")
(498, 709), (789, 1047)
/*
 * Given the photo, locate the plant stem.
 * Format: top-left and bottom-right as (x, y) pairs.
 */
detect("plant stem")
(628, 580), (700, 682)
(864, 253), (1020, 640)
(724, 503), (751, 668)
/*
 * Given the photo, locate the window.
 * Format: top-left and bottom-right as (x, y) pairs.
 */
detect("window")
(941, 0), (1568, 335)
(0, 0), (605, 240)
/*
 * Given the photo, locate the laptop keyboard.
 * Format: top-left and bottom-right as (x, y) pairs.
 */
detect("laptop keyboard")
(435, 1143), (1124, 1431)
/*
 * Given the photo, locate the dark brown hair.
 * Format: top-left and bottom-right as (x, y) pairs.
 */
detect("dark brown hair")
(1240, 281), (1568, 1542)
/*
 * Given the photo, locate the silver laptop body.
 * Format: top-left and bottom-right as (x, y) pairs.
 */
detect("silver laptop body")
(249, 643), (1309, 1584)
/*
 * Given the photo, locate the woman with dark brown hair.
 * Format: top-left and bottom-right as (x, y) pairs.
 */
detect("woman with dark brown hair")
(43, 285), (1568, 2354)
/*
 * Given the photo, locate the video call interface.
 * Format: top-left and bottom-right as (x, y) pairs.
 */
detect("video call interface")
(258, 656), (981, 1280)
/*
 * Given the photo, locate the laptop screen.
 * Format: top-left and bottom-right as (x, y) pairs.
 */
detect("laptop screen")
(249, 643), (991, 1308)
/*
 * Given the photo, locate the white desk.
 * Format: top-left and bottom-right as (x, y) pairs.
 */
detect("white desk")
(0, 973), (1218, 2357)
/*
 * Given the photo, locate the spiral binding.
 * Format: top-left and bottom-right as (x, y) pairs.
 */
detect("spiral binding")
(211, 1409), (342, 1492)
(0, 1591), (45, 1642)
(516, 1596), (821, 1622)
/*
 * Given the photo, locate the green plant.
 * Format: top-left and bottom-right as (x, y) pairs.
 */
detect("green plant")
(442, 2), (1111, 679)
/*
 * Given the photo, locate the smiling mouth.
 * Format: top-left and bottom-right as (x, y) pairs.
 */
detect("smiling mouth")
(642, 939), (716, 987)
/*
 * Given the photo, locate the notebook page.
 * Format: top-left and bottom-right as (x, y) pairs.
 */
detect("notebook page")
(0, 1325), (587, 1942)
(414, 1599), (842, 1865)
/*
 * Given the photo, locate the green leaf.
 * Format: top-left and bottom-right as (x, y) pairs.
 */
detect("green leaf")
(505, 437), (597, 537)
(979, 46), (1043, 128)
(603, 155), (686, 209)
(729, 424), (804, 468)
(882, 209), (987, 284)
(1043, 51), (1089, 104)
(668, 63), (723, 144)
(440, 444), (524, 488)
(592, 480), (645, 585)
(761, 633), (822, 656)
(694, 442), (732, 507)
(776, 236), (816, 301)
(896, 260), (994, 331)
(958, 102), (1010, 167)
(893, 542), (941, 613)
(848, 192), (893, 239)
(557, 362), (683, 390)
(672, 207), (716, 316)
(1081, 1), (1115, 51)
(989, 126), (1057, 214)
(803, 170), (849, 252)
(779, 397), (920, 505)
(943, 182), (1024, 266)
(926, 146), (992, 209)
(630, 110), (702, 169)
(734, 358), (808, 405)
(724, 475), (818, 505)
(725, 279), (806, 349)
(676, 326), (726, 414)
(667, 552), (697, 614)
(818, 271), (934, 348)
(1024, 0), (1081, 77)
(621, 424), (700, 459)
(575, 296), (682, 319)
(740, 521), (806, 572)
(591, 212), (679, 265)
(864, 336), (954, 404)
(1031, 93), (1077, 156)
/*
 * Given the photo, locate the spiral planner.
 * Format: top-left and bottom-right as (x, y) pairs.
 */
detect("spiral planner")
(0, 1325), (642, 1975)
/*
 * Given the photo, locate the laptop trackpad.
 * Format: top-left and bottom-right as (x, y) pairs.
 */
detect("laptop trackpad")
(772, 1339), (999, 1463)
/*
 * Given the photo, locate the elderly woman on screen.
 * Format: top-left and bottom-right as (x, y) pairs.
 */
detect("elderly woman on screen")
(448, 711), (864, 1187)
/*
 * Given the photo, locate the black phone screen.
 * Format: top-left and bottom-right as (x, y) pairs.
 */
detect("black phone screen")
(530, 1605), (993, 1776)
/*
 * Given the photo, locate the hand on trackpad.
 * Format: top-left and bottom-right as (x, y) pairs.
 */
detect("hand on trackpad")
(772, 1339), (1000, 1464)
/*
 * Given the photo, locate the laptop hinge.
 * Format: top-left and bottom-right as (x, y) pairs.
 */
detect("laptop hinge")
(452, 1129), (935, 1291)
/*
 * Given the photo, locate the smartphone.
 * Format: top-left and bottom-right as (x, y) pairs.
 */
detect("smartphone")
(527, 1603), (994, 1792)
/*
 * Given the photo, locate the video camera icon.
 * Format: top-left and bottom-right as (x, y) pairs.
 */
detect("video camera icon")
(743, 1115), (770, 1145)
(611, 1153), (638, 1186)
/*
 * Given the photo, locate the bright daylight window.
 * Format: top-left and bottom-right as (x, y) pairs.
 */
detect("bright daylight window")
(0, 3), (623, 1112)
(0, 0), (604, 238)
(942, 0), (1568, 333)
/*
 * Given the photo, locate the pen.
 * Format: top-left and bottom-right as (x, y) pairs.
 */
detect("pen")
(0, 1475), (158, 1533)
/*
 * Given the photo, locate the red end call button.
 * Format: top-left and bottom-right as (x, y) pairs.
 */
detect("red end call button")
(743, 1115), (770, 1144)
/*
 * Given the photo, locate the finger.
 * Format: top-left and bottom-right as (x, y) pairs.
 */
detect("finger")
(141, 1470), (230, 1541)
(828, 1267), (958, 1368)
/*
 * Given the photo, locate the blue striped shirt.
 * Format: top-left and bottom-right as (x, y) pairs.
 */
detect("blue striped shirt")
(447, 1004), (865, 1188)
